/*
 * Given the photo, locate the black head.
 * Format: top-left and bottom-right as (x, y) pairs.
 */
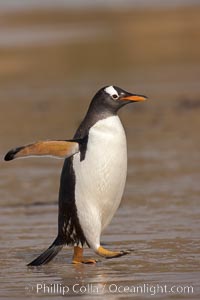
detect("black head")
(74, 86), (147, 139)
(88, 85), (147, 116)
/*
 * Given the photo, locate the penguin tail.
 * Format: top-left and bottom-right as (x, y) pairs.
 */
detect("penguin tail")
(27, 236), (64, 267)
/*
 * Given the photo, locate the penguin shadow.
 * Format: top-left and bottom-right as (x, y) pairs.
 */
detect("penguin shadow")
(26, 246), (135, 297)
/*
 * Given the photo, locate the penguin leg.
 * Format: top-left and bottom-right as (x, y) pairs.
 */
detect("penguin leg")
(96, 246), (131, 259)
(72, 246), (97, 264)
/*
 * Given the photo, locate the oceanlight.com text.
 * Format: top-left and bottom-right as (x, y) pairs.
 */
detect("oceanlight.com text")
(25, 282), (194, 296)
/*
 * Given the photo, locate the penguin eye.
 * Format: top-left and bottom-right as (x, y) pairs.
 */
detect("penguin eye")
(112, 94), (119, 100)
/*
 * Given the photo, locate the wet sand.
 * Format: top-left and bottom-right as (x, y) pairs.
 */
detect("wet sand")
(0, 5), (200, 299)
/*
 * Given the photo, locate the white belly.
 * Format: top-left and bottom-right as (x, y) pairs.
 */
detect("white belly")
(73, 116), (127, 249)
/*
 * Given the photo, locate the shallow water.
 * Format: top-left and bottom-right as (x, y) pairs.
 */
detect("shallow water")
(0, 5), (200, 299)
(1, 137), (200, 299)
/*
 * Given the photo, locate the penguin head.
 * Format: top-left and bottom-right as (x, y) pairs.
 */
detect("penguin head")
(90, 85), (147, 114)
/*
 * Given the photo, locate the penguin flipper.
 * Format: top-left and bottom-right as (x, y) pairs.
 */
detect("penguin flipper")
(4, 140), (79, 161)
(27, 237), (64, 266)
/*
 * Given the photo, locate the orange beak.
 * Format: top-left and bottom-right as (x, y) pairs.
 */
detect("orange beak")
(121, 94), (148, 102)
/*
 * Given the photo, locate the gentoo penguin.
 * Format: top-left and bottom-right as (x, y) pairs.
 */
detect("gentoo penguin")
(4, 85), (147, 266)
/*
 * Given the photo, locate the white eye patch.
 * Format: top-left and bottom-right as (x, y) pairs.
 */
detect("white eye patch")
(104, 86), (119, 99)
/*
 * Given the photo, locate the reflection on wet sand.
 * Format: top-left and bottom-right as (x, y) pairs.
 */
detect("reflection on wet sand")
(0, 4), (200, 299)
